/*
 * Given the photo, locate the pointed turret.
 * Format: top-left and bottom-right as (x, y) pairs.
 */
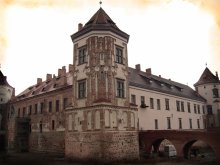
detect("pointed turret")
(71, 8), (129, 41)
(0, 70), (14, 104)
(194, 67), (220, 86)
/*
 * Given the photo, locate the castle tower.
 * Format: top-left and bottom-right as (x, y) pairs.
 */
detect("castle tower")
(194, 67), (220, 128)
(0, 70), (14, 151)
(65, 7), (139, 161)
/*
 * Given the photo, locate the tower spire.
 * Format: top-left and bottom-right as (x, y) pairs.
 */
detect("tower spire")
(99, 0), (102, 7)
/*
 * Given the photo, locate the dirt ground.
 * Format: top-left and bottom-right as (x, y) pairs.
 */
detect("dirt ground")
(0, 152), (219, 165)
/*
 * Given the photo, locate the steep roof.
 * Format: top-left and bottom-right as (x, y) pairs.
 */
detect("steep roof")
(15, 66), (205, 102)
(128, 67), (206, 102)
(194, 67), (220, 86)
(71, 7), (129, 41)
(16, 71), (73, 101)
(0, 70), (12, 87)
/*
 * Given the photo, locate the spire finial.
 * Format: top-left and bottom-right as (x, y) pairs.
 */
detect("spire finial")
(205, 62), (207, 67)
(99, 0), (102, 7)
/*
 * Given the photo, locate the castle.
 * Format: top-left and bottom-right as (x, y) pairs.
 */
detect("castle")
(0, 7), (219, 161)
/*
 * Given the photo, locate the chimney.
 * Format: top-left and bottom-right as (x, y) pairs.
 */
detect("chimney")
(69, 64), (73, 72)
(135, 64), (141, 72)
(216, 71), (219, 80)
(159, 75), (161, 78)
(58, 69), (62, 77)
(62, 66), (66, 77)
(145, 68), (151, 75)
(46, 74), (52, 81)
(78, 23), (83, 31)
(37, 78), (42, 84)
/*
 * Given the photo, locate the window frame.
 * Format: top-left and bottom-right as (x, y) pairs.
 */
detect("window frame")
(131, 94), (136, 105)
(157, 99), (161, 110)
(78, 79), (86, 99)
(115, 46), (123, 64)
(165, 98), (170, 110)
(78, 46), (87, 65)
(116, 79), (125, 98)
(150, 98), (154, 109)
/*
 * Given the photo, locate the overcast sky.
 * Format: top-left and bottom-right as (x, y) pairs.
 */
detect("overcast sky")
(0, 0), (220, 95)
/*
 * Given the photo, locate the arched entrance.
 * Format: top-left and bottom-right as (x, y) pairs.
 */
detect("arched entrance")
(183, 140), (216, 161)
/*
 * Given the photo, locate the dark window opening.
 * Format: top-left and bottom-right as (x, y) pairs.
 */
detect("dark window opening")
(78, 80), (86, 99)
(115, 47), (123, 64)
(117, 79), (125, 98)
(52, 120), (55, 130)
(49, 101), (52, 112)
(56, 100), (59, 112)
(78, 47), (86, 65)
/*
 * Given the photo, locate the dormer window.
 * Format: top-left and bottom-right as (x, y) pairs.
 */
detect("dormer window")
(115, 46), (123, 64)
(78, 46), (86, 65)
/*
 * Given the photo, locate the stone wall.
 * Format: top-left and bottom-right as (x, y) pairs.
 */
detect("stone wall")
(29, 131), (65, 155)
(65, 131), (139, 161)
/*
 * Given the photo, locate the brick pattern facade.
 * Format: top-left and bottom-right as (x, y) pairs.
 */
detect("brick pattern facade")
(65, 131), (139, 161)
(29, 132), (64, 155)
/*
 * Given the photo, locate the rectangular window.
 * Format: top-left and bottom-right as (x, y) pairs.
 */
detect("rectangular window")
(78, 47), (86, 65)
(197, 119), (200, 129)
(63, 98), (68, 109)
(52, 120), (55, 130)
(150, 98), (154, 109)
(115, 47), (123, 64)
(167, 117), (171, 129)
(165, 98), (170, 110)
(179, 118), (182, 129)
(22, 107), (26, 117)
(176, 100), (180, 111)
(197, 105), (200, 114)
(157, 99), (161, 110)
(187, 102), (191, 113)
(28, 105), (32, 115)
(18, 108), (20, 117)
(78, 80), (86, 99)
(202, 105), (205, 114)
(141, 96), (145, 105)
(194, 104), (197, 114)
(40, 102), (44, 114)
(181, 101), (184, 112)
(189, 118), (192, 129)
(116, 79), (125, 98)
(34, 104), (37, 114)
(131, 94), (136, 104)
(56, 100), (59, 112)
(49, 101), (52, 113)
(155, 119), (158, 130)
(207, 105), (213, 115)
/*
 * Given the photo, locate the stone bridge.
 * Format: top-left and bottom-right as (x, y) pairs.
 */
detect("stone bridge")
(139, 130), (220, 161)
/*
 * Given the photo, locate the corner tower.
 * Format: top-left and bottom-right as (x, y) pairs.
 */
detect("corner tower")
(194, 67), (220, 128)
(65, 8), (139, 161)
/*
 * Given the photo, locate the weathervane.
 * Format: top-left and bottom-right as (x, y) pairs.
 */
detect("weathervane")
(99, 0), (102, 7)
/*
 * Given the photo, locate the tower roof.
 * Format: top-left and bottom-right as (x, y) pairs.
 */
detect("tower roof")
(194, 67), (220, 86)
(0, 70), (12, 87)
(71, 7), (129, 41)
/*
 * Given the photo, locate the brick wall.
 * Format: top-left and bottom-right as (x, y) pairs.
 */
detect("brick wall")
(65, 131), (139, 161)
(29, 131), (65, 155)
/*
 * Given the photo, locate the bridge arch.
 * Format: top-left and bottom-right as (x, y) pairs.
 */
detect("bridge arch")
(183, 140), (216, 160)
